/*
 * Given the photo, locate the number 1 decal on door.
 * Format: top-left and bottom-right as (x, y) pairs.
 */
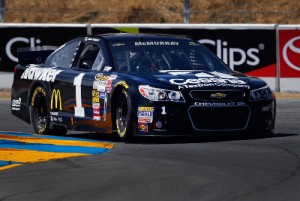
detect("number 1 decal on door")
(73, 73), (85, 117)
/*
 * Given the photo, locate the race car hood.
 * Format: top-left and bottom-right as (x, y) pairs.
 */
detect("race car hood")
(130, 70), (259, 91)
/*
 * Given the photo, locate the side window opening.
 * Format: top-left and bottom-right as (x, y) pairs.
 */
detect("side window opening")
(91, 49), (105, 71)
(77, 44), (100, 70)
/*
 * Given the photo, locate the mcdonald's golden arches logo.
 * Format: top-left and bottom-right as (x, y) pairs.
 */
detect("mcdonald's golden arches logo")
(51, 89), (62, 110)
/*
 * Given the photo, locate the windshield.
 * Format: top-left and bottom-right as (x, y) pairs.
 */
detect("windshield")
(110, 38), (231, 73)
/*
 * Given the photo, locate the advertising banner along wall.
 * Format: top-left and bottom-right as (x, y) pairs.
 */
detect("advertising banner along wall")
(0, 24), (88, 72)
(2, 23), (300, 92)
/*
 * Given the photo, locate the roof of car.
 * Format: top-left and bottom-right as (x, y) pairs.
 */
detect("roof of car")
(97, 33), (192, 42)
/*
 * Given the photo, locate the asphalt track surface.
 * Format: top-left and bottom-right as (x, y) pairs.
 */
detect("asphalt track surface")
(0, 99), (300, 201)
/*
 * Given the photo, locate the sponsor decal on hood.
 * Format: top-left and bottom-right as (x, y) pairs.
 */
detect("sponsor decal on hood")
(167, 71), (249, 89)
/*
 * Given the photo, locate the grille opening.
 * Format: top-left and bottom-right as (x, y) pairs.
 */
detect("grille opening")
(189, 90), (245, 101)
(188, 106), (250, 131)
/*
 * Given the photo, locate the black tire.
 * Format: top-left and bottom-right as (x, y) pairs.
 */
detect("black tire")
(30, 86), (67, 135)
(115, 89), (133, 141)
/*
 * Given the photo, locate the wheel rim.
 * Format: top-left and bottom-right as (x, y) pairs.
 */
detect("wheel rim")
(35, 93), (48, 132)
(116, 94), (128, 137)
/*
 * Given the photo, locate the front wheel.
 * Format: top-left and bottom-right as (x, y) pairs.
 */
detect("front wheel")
(115, 89), (133, 141)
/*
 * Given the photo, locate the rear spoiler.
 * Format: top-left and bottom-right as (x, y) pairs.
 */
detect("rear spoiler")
(17, 46), (58, 66)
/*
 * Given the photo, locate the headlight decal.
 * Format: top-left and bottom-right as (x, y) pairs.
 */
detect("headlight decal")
(249, 85), (273, 101)
(139, 85), (185, 102)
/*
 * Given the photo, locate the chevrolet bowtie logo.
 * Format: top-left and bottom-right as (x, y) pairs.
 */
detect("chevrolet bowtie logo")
(210, 92), (227, 99)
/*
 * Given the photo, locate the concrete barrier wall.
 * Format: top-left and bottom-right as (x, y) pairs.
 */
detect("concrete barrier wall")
(0, 23), (299, 92)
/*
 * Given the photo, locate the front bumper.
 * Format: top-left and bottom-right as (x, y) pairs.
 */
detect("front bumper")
(134, 100), (275, 136)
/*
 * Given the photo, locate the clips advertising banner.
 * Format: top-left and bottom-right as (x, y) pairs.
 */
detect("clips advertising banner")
(0, 25), (87, 72)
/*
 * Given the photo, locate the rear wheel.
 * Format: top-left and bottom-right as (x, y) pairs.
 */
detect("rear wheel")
(115, 89), (133, 141)
(30, 86), (67, 135)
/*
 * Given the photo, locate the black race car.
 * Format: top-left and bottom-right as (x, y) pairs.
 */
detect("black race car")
(11, 33), (276, 140)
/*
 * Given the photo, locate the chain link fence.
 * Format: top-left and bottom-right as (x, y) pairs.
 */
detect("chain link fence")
(2, 0), (300, 23)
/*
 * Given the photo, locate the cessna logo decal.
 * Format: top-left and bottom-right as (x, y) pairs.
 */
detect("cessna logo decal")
(21, 66), (62, 82)
(170, 78), (246, 85)
(169, 71), (249, 89)
(51, 89), (62, 110)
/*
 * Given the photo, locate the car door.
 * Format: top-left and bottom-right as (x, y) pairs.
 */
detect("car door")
(70, 41), (103, 122)
(45, 37), (83, 124)
(48, 36), (115, 132)
(67, 38), (115, 132)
